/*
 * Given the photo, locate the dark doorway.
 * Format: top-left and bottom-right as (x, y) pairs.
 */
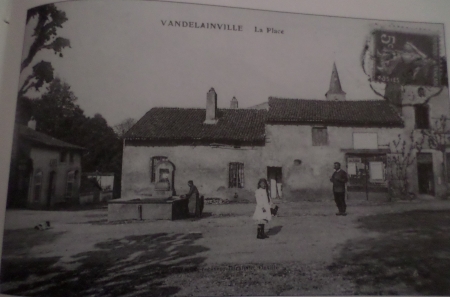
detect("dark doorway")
(417, 153), (434, 195)
(16, 158), (33, 208)
(47, 171), (56, 207)
(267, 167), (282, 199)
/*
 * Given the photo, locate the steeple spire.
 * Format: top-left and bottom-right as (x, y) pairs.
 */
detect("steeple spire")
(326, 62), (346, 101)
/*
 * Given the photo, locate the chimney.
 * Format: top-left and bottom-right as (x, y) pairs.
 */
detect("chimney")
(204, 88), (218, 124)
(230, 96), (238, 109)
(27, 117), (36, 130)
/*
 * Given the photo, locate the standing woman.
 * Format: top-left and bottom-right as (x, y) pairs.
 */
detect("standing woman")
(253, 178), (272, 239)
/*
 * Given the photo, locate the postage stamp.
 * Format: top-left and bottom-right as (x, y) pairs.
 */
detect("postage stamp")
(372, 29), (440, 86)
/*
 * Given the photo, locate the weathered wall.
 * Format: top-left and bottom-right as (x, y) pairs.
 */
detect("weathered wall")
(401, 86), (450, 197)
(264, 124), (403, 200)
(122, 144), (265, 200)
(28, 147), (82, 207)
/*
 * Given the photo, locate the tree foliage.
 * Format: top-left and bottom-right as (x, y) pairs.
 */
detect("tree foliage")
(17, 4), (71, 124)
(31, 79), (123, 196)
(420, 115), (450, 195)
(113, 118), (136, 138)
(421, 115), (450, 153)
(22, 4), (70, 72)
(387, 132), (424, 199)
(32, 77), (84, 140)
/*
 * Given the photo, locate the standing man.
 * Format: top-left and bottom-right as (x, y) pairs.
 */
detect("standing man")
(182, 180), (203, 218)
(330, 162), (348, 216)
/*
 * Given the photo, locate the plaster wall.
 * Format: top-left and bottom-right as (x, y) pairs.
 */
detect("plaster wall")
(264, 124), (403, 200)
(122, 144), (265, 199)
(28, 147), (81, 207)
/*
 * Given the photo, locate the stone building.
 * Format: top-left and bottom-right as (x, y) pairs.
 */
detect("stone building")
(122, 89), (267, 199)
(386, 82), (450, 198)
(122, 64), (450, 201)
(7, 123), (84, 208)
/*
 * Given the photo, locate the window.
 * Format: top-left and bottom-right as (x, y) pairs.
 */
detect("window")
(353, 133), (378, 149)
(33, 171), (43, 201)
(414, 104), (430, 129)
(66, 171), (75, 197)
(369, 162), (384, 181)
(60, 151), (67, 163)
(446, 153), (450, 183)
(74, 170), (79, 194)
(312, 127), (328, 146)
(150, 156), (167, 182)
(229, 162), (244, 188)
(69, 152), (74, 163)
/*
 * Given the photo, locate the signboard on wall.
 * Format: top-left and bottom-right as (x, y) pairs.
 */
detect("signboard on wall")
(353, 133), (378, 149)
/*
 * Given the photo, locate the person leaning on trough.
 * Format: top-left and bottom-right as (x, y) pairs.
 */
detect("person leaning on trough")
(252, 178), (272, 239)
(181, 180), (203, 218)
(330, 162), (348, 216)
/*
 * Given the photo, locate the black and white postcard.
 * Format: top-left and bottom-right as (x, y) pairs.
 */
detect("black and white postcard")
(0, 0), (450, 296)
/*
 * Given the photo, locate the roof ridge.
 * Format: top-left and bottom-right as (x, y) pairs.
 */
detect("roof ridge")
(20, 125), (84, 150)
(151, 107), (205, 110)
(149, 107), (267, 112)
(269, 97), (387, 103)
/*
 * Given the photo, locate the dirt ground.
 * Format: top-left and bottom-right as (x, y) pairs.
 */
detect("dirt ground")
(1, 198), (450, 296)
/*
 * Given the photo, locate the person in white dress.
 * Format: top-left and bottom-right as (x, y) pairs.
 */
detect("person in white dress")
(253, 178), (272, 239)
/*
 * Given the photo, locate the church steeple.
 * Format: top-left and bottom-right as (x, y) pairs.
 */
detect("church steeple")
(325, 62), (346, 101)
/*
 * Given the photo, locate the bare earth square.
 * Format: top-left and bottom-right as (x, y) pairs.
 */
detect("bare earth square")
(2, 200), (450, 296)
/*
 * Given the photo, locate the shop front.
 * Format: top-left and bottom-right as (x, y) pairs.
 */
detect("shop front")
(342, 149), (390, 200)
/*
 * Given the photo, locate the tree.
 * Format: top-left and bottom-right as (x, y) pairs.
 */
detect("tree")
(9, 4), (72, 204)
(17, 4), (70, 124)
(420, 115), (450, 195)
(76, 113), (123, 198)
(113, 118), (136, 138)
(32, 77), (85, 141)
(22, 4), (70, 72)
(387, 132), (424, 200)
(32, 79), (124, 198)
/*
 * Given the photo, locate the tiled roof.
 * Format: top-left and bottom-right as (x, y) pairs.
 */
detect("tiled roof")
(19, 125), (84, 150)
(268, 98), (403, 127)
(125, 108), (267, 143)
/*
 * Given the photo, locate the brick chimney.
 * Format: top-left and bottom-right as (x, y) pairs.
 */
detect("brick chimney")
(230, 96), (238, 109)
(204, 88), (218, 124)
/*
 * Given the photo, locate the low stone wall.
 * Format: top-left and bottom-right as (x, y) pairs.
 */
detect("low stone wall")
(108, 199), (174, 221)
(80, 193), (95, 205)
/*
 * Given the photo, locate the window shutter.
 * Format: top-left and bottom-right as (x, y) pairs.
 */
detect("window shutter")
(446, 153), (450, 183)
(229, 162), (244, 188)
(312, 127), (327, 146)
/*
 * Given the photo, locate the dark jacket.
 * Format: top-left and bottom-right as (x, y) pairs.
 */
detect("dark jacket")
(186, 185), (199, 199)
(330, 169), (348, 193)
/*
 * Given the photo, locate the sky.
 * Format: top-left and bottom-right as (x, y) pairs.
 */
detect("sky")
(19, 0), (446, 126)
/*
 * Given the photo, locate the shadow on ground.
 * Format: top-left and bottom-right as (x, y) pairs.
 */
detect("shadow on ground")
(328, 209), (450, 295)
(267, 226), (283, 236)
(2, 232), (208, 297)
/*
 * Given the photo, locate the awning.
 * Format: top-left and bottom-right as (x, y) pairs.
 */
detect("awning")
(341, 148), (390, 155)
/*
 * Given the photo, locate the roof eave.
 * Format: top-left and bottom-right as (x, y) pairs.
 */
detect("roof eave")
(267, 119), (404, 128)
